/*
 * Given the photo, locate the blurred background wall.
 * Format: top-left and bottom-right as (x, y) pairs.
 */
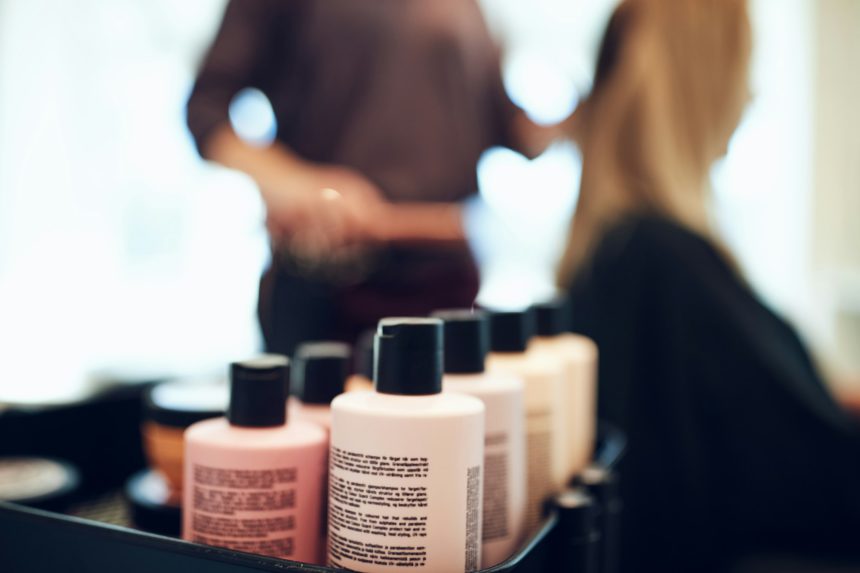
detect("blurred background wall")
(811, 0), (860, 378)
(0, 0), (856, 403)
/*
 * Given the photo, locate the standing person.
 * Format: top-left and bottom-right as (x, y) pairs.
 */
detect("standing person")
(187, 0), (556, 356)
(557, 1), (860, 571)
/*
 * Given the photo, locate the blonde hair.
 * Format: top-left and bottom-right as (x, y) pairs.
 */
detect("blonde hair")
(557, 0), (752, 287)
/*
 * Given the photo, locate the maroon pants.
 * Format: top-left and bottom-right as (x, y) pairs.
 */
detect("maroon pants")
(258, 246), (480, 357)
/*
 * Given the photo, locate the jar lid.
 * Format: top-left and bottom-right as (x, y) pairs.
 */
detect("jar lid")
(144, 378), (228, 428)
(0, 457), (81, 511)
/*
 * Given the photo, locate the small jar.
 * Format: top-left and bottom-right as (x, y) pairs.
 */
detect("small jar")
(141, 379), (227, 497)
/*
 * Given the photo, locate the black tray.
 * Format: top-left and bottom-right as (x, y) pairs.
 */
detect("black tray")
(0, 384), (624, 572)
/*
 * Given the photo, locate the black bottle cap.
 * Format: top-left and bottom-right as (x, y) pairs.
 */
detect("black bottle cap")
(374, 318), (443, 395)
(552, 488), (598, 538)
(488, 308), (535, 353)
(292, 342), (351, 405)
(354, 329), (376, 381)
(532, 296), (570, 336)
(228, 354), (289, 427)
(430, 309), (488, 374)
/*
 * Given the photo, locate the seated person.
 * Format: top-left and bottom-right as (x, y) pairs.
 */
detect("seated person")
(556, 1), (860, 571)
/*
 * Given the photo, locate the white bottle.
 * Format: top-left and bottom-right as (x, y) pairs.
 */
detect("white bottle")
(485, 309), (566, 534)
(329, 318), (485, 572)
(530, 299), (598, 481)
(433, 309), (527, 568)
(292, 341), (352, 433)
(183, 355), (327, 563)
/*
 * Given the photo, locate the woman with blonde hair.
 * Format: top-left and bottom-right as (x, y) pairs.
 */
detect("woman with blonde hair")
(559, 0), (860, 571)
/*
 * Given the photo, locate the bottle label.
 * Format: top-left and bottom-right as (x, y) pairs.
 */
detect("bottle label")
(464, 464), (481, 571)
(328, 446), (431, 568)
(481, 432), (509, 541)
(188, 465), (298, 557)
(525, 408), (553, 530)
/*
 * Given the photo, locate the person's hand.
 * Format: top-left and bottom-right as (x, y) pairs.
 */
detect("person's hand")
(202, 128), (388, 255)
(261, 162), (386, 258)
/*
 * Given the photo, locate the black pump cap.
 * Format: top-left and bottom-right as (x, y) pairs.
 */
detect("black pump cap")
(533, 297), (570, 336)
(374, 318), (443, 395)
(488, 308), (535, 353)
(228, 355), (289, 427)
(431, 309), (488, 374)
(292, 342), (350, 404)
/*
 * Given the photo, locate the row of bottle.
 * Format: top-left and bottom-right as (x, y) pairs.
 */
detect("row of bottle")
(178, 300), (596, 572)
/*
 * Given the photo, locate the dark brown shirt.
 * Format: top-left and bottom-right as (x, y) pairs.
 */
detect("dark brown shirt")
(187, 0), (524, 203)
(567, 215), (860, 571)
(188, 0), (524, 351)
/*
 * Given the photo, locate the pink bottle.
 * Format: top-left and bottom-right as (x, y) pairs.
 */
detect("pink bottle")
(292, 341), (351, 433)
(183, 355), (327, 563)
(291, 341), (351, 559)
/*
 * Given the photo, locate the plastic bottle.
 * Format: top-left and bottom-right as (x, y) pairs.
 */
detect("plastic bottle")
(329, 318), (485, 572)
(530, 298), (598, 481)
(485, 309), (566, 533)
(183, 355), (327, 562)
(292, 341), (351, 432)
(433, 309), (527, 567)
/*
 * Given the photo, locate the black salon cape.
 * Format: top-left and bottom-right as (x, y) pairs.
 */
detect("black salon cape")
(565, 215), (860, 573)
